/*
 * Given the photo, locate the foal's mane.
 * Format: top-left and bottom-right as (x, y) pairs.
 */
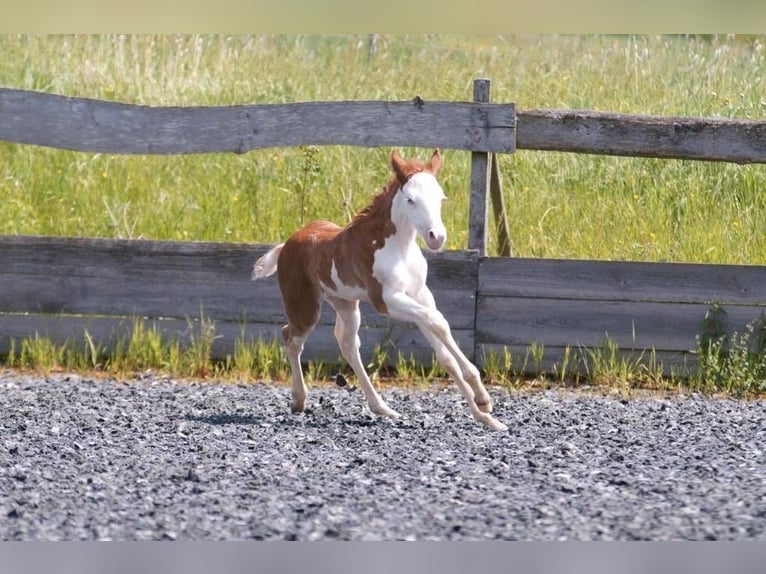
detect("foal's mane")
(348, 158), (428, 228)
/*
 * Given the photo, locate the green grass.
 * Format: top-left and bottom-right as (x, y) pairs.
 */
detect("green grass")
(1, 34), (766, 262)
(7, 314), (766, 397)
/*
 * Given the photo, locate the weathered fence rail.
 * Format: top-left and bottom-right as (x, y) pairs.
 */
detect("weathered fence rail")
(2, 80), (766, 377)
(0, 88), (515, 154)
(516, 109), (766, 164)
(5, 87), (766, 163)
(0, 236), (477, 365)
(476, 257), (766, 373)
(2, 236), (765, 375)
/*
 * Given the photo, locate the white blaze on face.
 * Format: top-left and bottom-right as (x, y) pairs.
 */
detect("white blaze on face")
(395, 172), (447, 251)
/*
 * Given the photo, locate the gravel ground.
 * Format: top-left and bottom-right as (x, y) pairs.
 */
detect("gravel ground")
(1, 370), (765, 541)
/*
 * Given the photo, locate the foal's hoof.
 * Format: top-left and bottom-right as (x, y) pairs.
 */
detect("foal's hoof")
(483, 415), (508, 432)
(372, 405), (401, 419)
(290, 401), (305, 414)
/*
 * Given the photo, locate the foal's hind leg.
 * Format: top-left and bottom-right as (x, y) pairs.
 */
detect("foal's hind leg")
(277, 259), (322, 414)
(327, 297), (400, 419)
(279, 296), (320, 414)
(282, 324), (314, 413)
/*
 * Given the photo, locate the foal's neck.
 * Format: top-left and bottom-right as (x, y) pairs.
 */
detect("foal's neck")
(388, 206), (417, 249)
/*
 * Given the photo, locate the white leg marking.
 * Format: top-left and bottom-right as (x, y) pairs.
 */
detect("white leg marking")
(328, 297), (400, 419)
(284, 334), (308, 413)
(411, 287), (493, 412)
(384, 288), (507, 431)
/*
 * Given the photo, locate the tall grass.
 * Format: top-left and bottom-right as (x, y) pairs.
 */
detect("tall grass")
(1, 34), (765, 262)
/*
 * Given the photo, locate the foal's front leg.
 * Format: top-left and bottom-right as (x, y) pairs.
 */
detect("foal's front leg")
(410, 286), (494, 413)
(383, 288), (508, 431)
(326, 296), (400, 419)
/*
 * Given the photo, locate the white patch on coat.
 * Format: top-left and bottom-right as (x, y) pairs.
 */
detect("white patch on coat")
(320, 260), (369, 301)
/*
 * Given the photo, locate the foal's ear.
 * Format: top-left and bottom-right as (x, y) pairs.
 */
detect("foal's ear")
(428, 148), (443, 176)
(390, 149), (409, 183)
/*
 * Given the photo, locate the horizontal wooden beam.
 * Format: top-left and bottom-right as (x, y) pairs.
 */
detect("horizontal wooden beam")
(0, 235), (479, 332)
(475, 296), (766, 353)
(0, 88), (515, 154)
(479, 256), (766, 305)
(517, 109), (766, 164)
(4, 88), (766, 164)
(5, 235), (766, 374)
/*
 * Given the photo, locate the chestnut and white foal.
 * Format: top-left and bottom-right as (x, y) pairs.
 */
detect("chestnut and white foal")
(252, 149), (507, 431)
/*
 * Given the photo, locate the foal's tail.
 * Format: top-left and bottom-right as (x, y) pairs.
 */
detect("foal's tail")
(251, 243), (284, 279)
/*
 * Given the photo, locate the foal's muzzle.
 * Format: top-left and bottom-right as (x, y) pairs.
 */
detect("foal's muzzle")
(424, 228), (446, 251)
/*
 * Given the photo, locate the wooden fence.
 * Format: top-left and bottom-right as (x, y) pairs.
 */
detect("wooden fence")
(0, 236), (478, 365)
(2, 79), (766, 376)
(3, 235), (766, 376)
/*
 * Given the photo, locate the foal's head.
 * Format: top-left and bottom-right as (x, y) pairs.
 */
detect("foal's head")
(390, 148), (447, 251)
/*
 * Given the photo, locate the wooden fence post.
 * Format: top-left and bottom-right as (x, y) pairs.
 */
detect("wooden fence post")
(468, 79), (491, 255)
(490, 153), (513, 257)
(468, 78), (513, 256)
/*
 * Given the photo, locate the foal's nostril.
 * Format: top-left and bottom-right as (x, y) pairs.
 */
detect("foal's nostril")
(429, 230), (436, 239)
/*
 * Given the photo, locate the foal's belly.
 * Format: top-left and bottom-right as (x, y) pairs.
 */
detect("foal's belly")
(319, 260), (370, 301)
(320, 280), (369, 302)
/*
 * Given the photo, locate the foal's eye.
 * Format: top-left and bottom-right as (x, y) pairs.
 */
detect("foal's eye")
(406, 198), (415, 205)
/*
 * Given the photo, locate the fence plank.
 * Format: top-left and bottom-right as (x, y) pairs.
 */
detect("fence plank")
(476, 296), (766, 352)
(0, 88), (515, 154)
(0, 237), (478, 349)
(479, 257), (766, 305)
(517, 109), (766, 164)
(0, 236), (477, 288)
(0, 273), (476, 328)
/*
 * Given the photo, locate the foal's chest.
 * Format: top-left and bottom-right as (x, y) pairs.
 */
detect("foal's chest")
(372, 241), (428, 295)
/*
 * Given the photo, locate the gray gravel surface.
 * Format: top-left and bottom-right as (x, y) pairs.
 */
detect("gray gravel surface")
(1, 371), (765, 540)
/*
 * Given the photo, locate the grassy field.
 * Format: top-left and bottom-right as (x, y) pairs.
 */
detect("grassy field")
(1, 34), (766, 262)
(3, 34), (766, 391)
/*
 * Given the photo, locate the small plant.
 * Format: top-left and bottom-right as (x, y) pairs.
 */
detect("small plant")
(394, 350), (418, 383)
(550, 345), (581, 385)
(83, 329), (106, 369)
(164, 339), (184, 376)
(418, 353), (447, 383)
(307, 358), (333, 385)
(5, 338), (17, 368)
(17, 332), (63, 371)
(291, 145), (321, 225)
(366, 341), (390, 380)
(692, 313), (766, 396)
(109, 318), (167, 373)
(102, 198), (140, 239)
(17, 333), (51, 370)
(230, 333), (256, 380)
(184, 312), (218, 378)
(581, 335), (644, 388)
(698, 302), (728, 352)
(637, 347), (667, 389)
(529, 342), (545, 376)
(253, 337), (287, 380)
(482, 346), (514, 386)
